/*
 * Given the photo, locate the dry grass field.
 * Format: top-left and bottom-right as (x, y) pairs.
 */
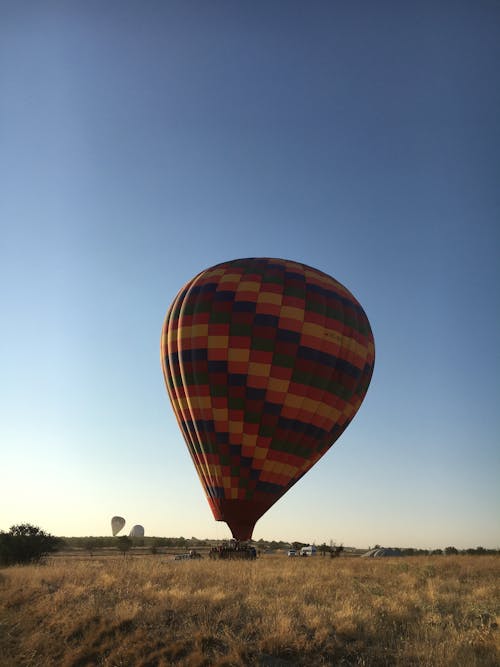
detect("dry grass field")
(0, 554), (499, 666)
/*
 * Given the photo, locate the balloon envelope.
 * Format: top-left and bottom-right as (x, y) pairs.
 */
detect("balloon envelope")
(161, 258), (375, 540)
(129, 524), (145, 538)
(111, 516), (125, 536)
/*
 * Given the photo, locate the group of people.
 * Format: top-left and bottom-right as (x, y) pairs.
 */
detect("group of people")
(209, 543), (257, 560)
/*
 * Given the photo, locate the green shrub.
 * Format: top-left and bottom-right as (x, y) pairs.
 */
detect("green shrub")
(0, 524), (61, 566)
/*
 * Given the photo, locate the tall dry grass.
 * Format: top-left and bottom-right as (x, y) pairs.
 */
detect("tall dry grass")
(0, 555), (498, 666)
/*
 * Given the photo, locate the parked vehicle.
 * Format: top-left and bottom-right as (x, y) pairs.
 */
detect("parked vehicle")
(299, 545), (317, 557)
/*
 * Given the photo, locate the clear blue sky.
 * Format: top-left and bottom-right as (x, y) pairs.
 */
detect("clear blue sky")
(1, 1), (498, 549)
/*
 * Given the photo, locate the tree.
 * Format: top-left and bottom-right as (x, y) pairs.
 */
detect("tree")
(0, 524), (61, 566)
(83, 538), (98, 557)
(116, 536), (132, 556)
(465, 546), (488, 555)
(150, 538), (162, 555)
(292, 541), (308, 551)
(444, 546), (458, 555)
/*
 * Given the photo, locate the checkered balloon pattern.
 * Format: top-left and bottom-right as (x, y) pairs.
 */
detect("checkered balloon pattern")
(161, 258), (375, 540)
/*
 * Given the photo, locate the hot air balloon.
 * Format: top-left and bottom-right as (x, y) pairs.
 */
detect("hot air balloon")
(161, 258), (375, 541)
(111, 516), (126, 536)
(129, 524), (145, 538)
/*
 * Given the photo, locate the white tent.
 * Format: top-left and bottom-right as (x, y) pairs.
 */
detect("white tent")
(361, 547), (402, 558)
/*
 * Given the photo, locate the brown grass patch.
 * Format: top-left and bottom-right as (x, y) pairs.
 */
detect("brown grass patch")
(0, 555), (498, 665)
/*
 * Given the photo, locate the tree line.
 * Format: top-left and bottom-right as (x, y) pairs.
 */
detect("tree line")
(1, 525), (498, 567)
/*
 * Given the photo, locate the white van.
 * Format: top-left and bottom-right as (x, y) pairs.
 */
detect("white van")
(299, 545), (317, 557)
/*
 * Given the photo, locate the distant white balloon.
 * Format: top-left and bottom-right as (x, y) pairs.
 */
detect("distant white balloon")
(111, 516), (126, 536)
(129, 524), (145, 538)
